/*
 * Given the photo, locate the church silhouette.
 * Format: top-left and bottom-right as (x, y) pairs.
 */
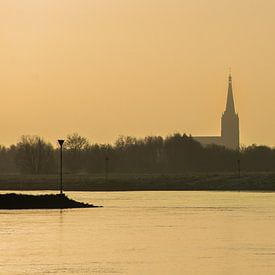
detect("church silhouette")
(194, 74), (240, 150)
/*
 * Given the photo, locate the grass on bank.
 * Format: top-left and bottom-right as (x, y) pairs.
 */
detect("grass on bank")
(0, 172), (274, 191)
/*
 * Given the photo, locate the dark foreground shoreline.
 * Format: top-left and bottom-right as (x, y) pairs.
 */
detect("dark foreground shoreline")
(0, 173), (274, 192)
(0, 193), (101, 209)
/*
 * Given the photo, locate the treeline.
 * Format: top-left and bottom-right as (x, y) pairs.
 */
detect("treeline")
(0, 133), (274, 174)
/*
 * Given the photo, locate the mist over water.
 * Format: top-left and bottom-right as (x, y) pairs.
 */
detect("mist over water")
(1, 191), (275, 274)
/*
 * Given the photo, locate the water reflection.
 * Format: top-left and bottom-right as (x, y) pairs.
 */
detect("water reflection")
(0, 191), (275, 274)
(58, 209), (64, 257)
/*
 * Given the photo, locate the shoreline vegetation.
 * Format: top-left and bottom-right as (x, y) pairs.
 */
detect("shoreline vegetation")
(0, 193), (101, 209)
(1, 134), (275, 176)
(0, 173), (274, 192)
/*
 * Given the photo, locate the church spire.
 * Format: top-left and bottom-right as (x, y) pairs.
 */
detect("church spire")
(225, 74), (236, 113)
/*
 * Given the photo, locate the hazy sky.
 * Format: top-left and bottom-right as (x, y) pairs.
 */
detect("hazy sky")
(1, 0), (275, 147)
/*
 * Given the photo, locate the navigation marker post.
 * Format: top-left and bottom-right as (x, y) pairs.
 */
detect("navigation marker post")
(58, 139), (65, 195)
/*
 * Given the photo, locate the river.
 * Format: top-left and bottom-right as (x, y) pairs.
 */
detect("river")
(0, 191), (275, 274)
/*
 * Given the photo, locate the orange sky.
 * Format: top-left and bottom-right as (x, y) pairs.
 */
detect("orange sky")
(1, 0), (275, 147)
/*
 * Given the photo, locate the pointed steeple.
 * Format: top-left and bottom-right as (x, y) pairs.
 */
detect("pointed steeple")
(225, 74), (236, 113)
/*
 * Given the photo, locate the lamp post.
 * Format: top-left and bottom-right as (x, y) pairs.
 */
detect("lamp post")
(58, 139), (65, 195)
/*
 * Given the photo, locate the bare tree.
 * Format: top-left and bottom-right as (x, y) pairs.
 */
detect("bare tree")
(64, 133), (89, 151)
(64, 133), (89, 172)
(16, 135), (55, 174)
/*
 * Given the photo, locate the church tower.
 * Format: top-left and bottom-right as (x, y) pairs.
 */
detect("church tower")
(221, 74), (240, 150)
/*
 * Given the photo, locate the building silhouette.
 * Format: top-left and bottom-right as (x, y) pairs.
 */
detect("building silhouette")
(194, 74), (240, 150)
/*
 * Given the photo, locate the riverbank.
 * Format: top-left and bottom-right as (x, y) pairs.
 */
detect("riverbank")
(0, 193), (100, 209)
(0, 173), (274, 191)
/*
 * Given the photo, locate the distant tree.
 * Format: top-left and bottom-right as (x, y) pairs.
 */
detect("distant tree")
(142, 136), (164, 172)
(0, 145), (16, 173)
(64, 133), (90, 172)
(163, 133), (204, 172)
(16, 135), (55, 174)
(3, 132), (275, 175)
(203, 144), (237, 172)
(84, 144), (114, 173)
(64, 133), (89, 151)
(242, 144), (275, 171)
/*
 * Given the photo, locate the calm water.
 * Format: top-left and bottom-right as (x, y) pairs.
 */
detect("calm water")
(0, 191), (275, 274)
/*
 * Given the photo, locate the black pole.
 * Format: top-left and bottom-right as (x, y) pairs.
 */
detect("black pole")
(60, 146), (63, 194)
(58, 140), (65, 195)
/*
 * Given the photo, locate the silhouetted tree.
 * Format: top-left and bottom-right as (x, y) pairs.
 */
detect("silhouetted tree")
(242, 145), (275, 172)
(64, 133), (90, 172)
(0, 146), (16, 173)
(202, 144), (237, 172)
(84, 144), (114, 173)
(0, 133), (275, 175)
(163, 133), (204, 172)
(15, 135), (55, 174)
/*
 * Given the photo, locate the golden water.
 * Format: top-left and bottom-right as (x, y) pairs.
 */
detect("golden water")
(0, 191), (275, 274)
